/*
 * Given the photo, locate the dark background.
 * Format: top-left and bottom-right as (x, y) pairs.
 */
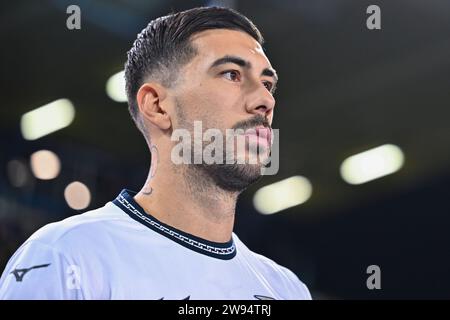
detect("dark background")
(1, 0), (449, 299)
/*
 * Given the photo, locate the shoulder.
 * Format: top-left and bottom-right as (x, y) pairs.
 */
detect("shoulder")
(233, 233), (312, 300)
(25, 202), (129, 253)
(254, 252), (311, 299)
(0, 203), (125, 300)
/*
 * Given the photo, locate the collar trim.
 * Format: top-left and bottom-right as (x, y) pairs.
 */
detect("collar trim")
(113, 189), (236, 260)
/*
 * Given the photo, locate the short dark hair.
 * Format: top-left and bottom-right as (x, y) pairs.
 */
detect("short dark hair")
(124, 6), (264, 143)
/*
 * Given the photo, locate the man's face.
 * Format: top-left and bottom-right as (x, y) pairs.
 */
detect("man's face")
(169, 29), (277, 191)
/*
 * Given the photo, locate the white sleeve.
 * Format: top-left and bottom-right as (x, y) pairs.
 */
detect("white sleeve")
(284, 268), (312, 300)
(0, 240), (84, 300)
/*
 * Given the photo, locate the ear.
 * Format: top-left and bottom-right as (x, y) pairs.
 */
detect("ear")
(136, 82), (172, 130)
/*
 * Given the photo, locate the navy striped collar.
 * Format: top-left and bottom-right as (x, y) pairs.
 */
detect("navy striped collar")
(112, 189), (236, 260)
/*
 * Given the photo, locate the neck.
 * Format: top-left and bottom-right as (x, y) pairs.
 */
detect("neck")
(134, 151), (239, 243)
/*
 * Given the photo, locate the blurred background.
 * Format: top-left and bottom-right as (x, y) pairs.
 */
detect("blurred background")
(1, 0), (450, 299)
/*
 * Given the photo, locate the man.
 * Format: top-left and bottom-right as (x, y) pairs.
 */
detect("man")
(0, 7), (311, 299)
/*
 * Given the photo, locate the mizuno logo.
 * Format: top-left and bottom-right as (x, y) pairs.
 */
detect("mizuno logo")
(254, 295), (276, 300)
(159, 295), (190, 300)
(10, 264), (51, 282)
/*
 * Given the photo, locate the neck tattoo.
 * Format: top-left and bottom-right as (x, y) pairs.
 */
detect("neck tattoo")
(142, 145), (159, 196)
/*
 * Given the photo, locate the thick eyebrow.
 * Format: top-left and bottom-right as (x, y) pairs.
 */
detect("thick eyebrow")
(210, 55), (249, 69)
(262, 68), (278, 83)
(209, 55), (278, 83)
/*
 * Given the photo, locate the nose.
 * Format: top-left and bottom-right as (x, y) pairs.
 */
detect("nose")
(245, 84), (275, 119)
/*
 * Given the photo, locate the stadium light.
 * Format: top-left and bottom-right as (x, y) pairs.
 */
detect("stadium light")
(340, 144), (405, 185)
(64, 181), (91, 210)
(106, 70), (127, 102)
(30, 150), (61, 180)
(7, 159), (32, 187)
(253, 176), (312, 215)
(20, 99), (75, 140)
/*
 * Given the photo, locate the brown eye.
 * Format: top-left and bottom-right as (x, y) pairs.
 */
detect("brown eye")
(222, 70), (240, 81)
(263, 81), (273, 91)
